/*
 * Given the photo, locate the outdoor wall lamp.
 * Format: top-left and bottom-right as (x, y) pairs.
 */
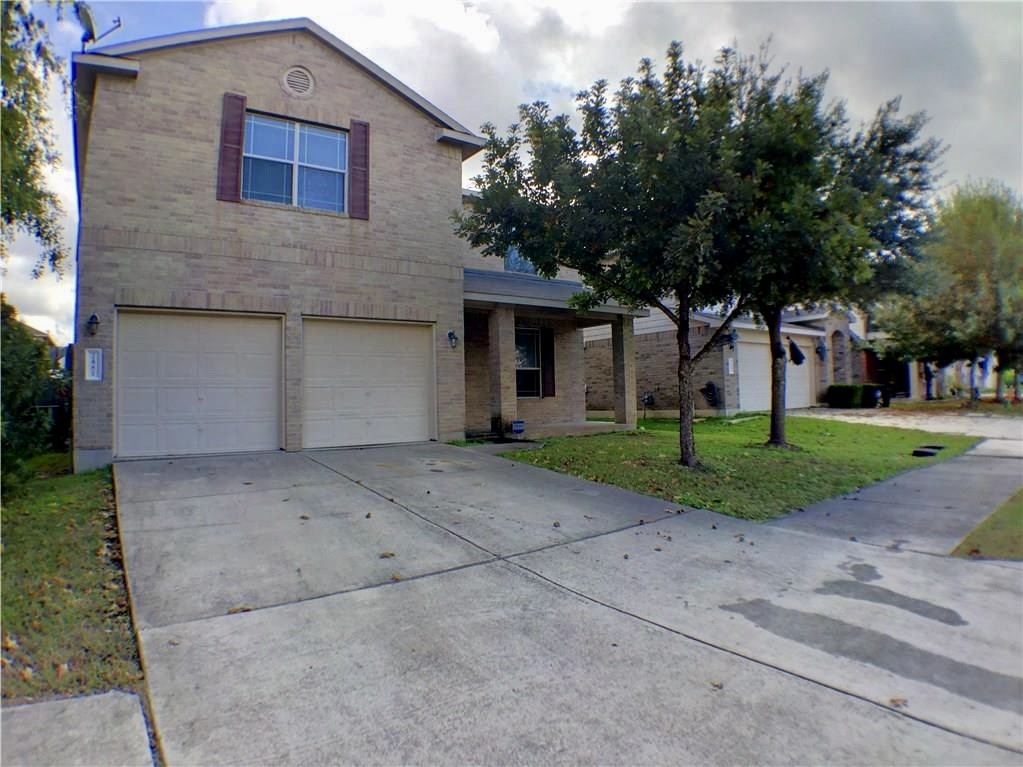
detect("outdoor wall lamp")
(86, 313), (101, 336)
(815, 340), (828, 361)
(447, 329), (458, 348)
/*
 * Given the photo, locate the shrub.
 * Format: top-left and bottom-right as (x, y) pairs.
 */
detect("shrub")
(827, 383), (882, 408)
(1, 297), (54, 483)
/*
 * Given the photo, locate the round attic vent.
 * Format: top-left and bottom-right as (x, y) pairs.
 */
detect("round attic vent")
(282, 66), (314, 98)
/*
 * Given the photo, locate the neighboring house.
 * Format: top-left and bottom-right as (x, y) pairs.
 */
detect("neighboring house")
(586, 311), (824, 416)
(71, 18), (638, 471)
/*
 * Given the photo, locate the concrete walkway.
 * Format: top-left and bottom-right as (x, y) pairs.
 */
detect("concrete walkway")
(110, 444), (1022, 765)
(1, 691), (152, 767)
(770, 438), (1023, 554)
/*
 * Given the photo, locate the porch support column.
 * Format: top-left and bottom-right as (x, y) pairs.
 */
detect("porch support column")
(612, 315), (637, 427)
(488, 306), (517, 431)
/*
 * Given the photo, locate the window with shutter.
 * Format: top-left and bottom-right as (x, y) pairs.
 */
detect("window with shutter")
(237, 112), (349, 214)
(217, 93), (246, 201)
(349, 120), (370, 220)
(541, 327), (556, 397)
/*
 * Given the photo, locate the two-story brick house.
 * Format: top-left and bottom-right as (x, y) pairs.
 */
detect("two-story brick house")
(71, 18), (637, 471)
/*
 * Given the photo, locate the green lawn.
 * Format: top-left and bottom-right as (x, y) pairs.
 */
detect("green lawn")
(952, 488), (1023, 560)
(507, 416), (978, 520)
(1, 454), (143, 702)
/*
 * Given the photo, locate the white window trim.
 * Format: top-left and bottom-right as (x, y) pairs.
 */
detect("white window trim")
(243, 113), (349, 214)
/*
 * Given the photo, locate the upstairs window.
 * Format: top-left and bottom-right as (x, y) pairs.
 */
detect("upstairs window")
(242, 114), (347, 213)
(504, 246), (537, 275)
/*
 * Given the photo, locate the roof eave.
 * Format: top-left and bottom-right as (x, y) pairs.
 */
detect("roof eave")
(438, 129), (486, 160)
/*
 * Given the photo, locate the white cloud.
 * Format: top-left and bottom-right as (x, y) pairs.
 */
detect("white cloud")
(3, 65), (78, 345)
(5, 1), (1020, 344)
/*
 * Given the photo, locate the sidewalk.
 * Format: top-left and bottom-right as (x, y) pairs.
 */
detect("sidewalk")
(1, 690), (153, 767)
(769, 438), (1023, 556)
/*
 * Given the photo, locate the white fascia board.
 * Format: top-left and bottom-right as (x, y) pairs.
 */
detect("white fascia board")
(71, 53), (140, 76)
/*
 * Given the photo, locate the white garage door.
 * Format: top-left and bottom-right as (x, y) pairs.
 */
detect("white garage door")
(303, 319), (434, 448)
(116, 312), (281, 457)
(737, 341), (814, 412)
(738, 343), (772, 412)
(786, 339), (814, 408)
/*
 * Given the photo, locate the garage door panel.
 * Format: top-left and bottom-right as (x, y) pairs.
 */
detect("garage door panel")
(158, 352), (199, 380)
(117, 313), (281, 457)
(303, 320), (433, 448)
(119, 388), (158, 417)
(120, 351), (158, 380)
(738, 341), (813, 412)
(162, 423), (201, 454)
(160, 387), (202, 416)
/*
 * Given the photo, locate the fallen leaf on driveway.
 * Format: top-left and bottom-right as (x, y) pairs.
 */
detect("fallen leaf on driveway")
(710, 681), (723, 690)
(889, 697), (909, 709)
(379, 551), (396, 559)
(365, 512), (372, 519)
(227, 604), (254, 614)
(390, 573), (402, 582)
(553, 521), (561, 528)
(299, 515), (310, 520)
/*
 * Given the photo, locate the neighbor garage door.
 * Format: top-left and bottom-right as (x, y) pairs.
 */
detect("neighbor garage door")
(116, 312), (281, 457)
(303, 319), (433, 448)
(737, 341), (814, 412)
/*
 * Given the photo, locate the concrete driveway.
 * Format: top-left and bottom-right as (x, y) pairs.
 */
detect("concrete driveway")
(115, 444), (1023, 765)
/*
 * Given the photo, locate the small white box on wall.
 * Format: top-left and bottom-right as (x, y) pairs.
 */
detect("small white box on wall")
(726, 357), (735, 375)
(85, 348), (103, 381)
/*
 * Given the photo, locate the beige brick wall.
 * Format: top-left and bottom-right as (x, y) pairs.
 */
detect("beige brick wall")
(463, 311), (492, 431)
(585, 327), (730, 413)
(74, 30), (469, 464)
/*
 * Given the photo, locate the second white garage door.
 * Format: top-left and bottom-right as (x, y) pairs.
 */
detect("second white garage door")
(737, 341), (814, 412)
(303, 319), (434, 448)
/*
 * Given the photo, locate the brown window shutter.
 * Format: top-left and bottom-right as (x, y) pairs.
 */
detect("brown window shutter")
(541, 328), (556, 397)
(217, 93), (246, 202)
(349, 120), (370, 219)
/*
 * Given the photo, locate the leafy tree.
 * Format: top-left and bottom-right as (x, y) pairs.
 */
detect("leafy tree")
(456, 43), (756, 467)
(1, 0), (69, 276)
(877, 182), (1023, 400)
(1, 295), (53, 481)
(741, 83), (941, 445)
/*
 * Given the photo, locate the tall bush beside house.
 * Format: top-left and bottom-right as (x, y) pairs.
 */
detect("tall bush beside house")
(1, 296), (52, 482)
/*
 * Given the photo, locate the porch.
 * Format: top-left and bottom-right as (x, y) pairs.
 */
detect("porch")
(462, 269), (642, 441)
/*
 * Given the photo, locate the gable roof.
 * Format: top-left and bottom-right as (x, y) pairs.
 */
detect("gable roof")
(71, 18), (485, 197)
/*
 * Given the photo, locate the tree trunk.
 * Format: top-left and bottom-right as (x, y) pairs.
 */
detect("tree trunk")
(676, 296), (698, 468)
(764, 306), (787, 447)
(995, 362), (1005, 402)
(968, 358), (978, 401)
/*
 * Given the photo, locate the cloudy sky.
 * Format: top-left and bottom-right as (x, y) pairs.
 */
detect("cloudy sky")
(4, 0), (1020, 344)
